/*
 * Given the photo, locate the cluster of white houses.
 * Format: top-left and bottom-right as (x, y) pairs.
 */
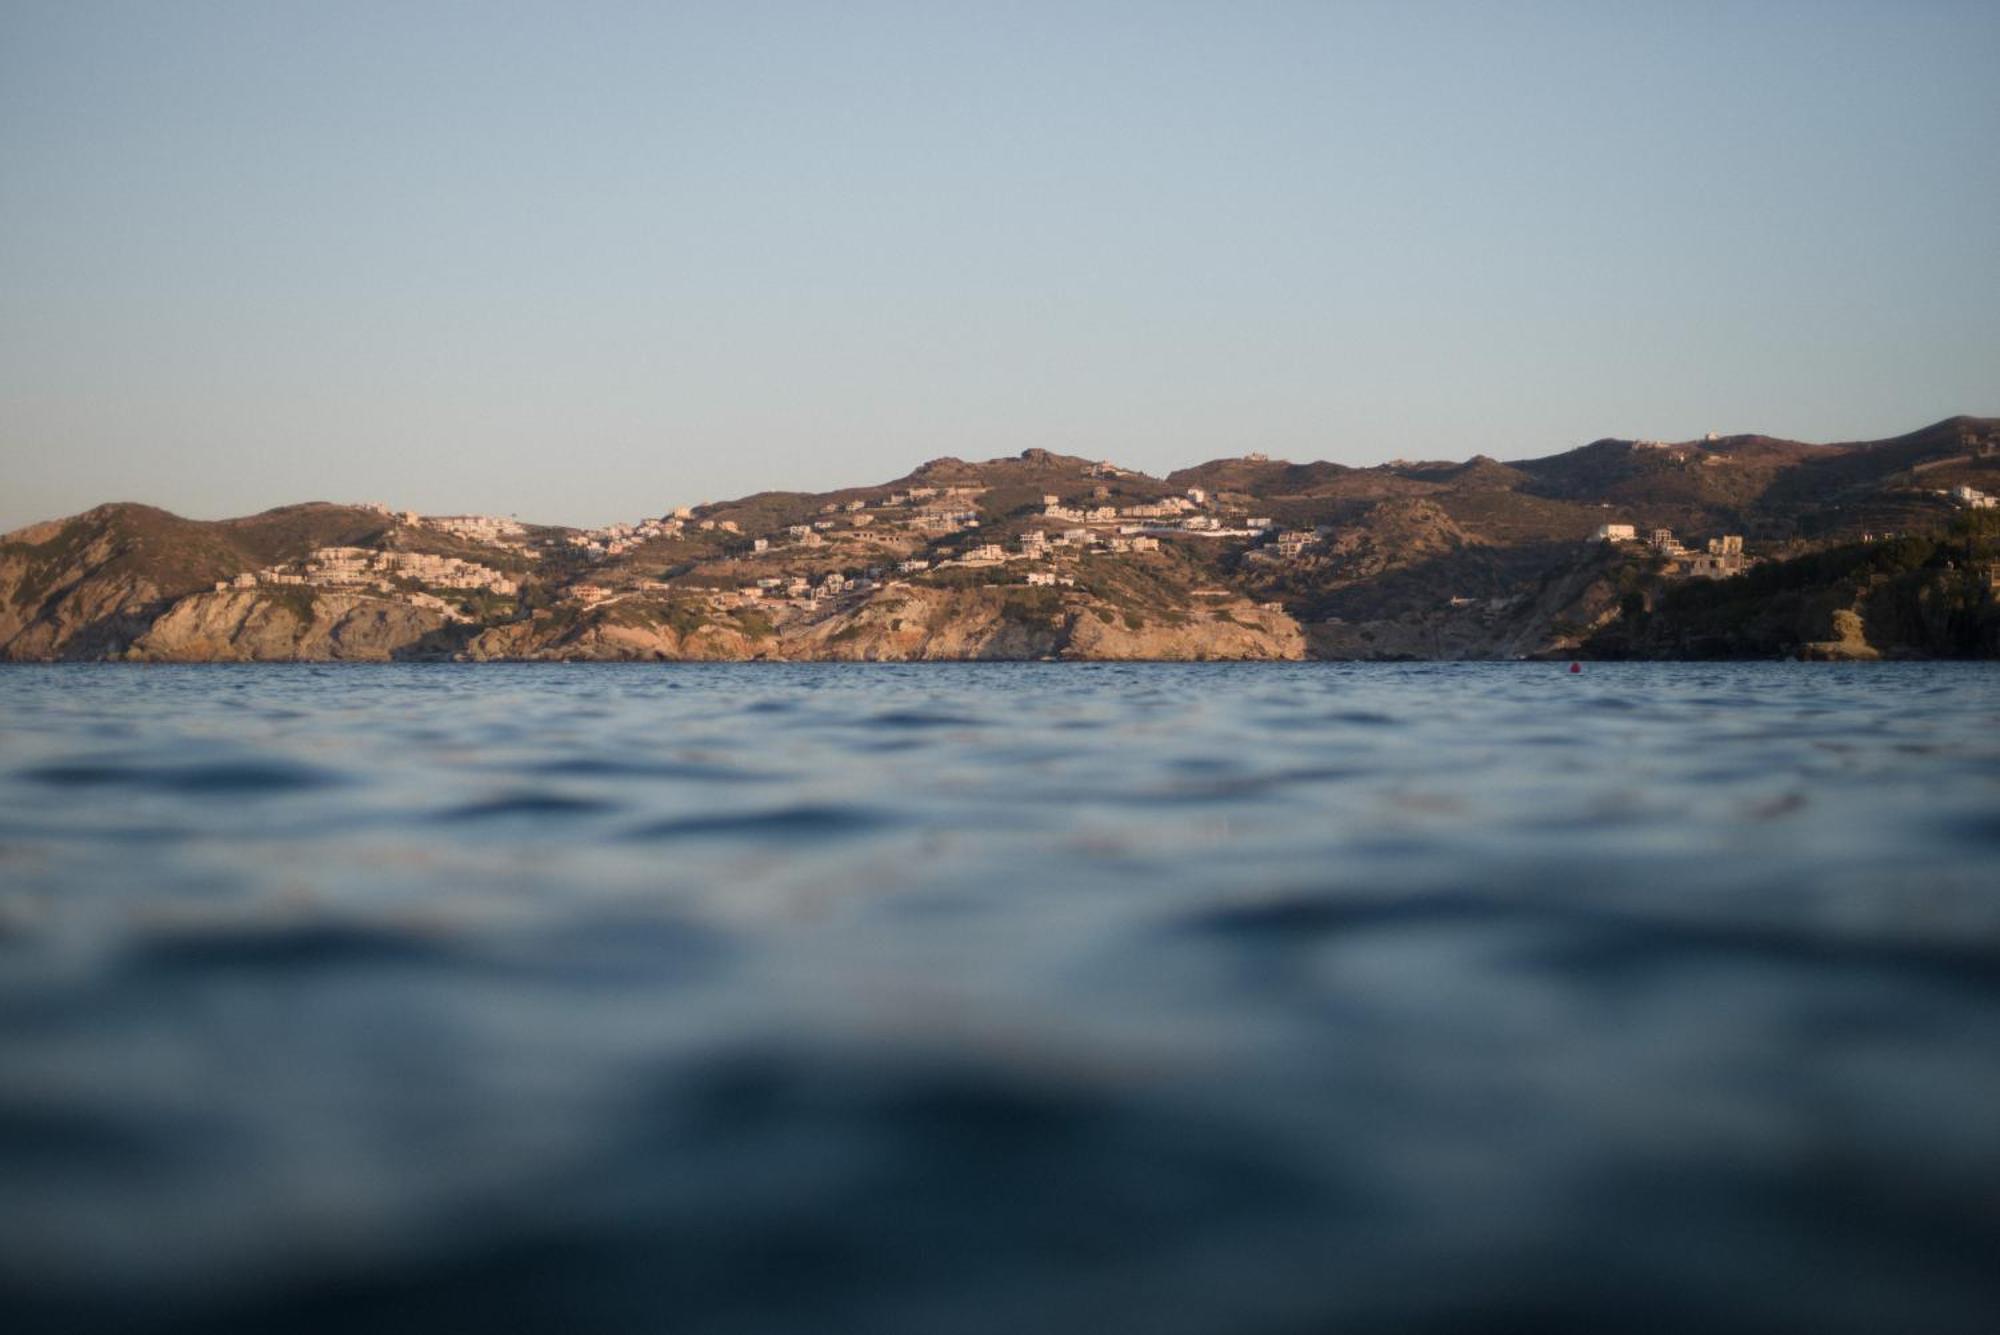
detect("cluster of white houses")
(349, 460), (1351, 614)
(423, 514), (525, 543)
(354, 501), (713, 563)
(1944, 485), (1996, 510)
(1037, 488), (1274, 540)
(326, 466), (1358, 620)
(354, 502), (800, 563)
(448, 466), (1336, 575)
(218, 547), (521, 611)
(357, 504), (533, 548)
(736, 480), (1321, 592)
(1593, 524), (1749, 578)
(562, 512), (745, 559)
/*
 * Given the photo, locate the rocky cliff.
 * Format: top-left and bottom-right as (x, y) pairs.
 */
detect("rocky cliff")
(131, 591), (458, 662)
(452, 585), (1301, 662)
(777, 586), (1302, 661)
(118, 582), (1304, 663)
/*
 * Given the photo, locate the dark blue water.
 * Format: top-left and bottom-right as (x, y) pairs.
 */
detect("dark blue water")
(3, 663), (1998, 1334)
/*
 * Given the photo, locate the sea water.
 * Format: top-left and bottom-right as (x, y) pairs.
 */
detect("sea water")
(1, 662), (1997, 1333)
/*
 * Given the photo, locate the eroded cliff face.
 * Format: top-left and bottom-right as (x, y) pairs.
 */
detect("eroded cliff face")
(460, 614), (766, 662)
(1, 567), (166, 660)
(777, 586), (1301, 661)
(455, 585), (1303, 662)
(131, 591), (457, 662)
(103, 581), (1302, 663)
(1056, 599), (1303, 661)
(1, 506), (249, 660)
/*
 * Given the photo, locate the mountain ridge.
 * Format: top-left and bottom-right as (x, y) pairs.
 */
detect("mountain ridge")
(5, 417), (1996, 662)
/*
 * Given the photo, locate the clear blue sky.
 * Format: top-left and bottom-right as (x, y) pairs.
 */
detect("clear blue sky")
(3, 1), (1995, 530)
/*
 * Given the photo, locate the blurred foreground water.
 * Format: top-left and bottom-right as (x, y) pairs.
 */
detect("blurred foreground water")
(2, 662), (1998, 1334)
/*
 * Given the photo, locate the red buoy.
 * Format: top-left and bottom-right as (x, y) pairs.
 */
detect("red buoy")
(1569, 661), (1581, 673)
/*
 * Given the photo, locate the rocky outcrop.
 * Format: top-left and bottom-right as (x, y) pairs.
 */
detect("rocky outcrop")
(18, 577), (1301, 664)
(1798, 608), (1881, 661)
(454, 586), (1303, 662)
(779, 586), (1301, 661)
(782, 587), (1056, 661)
(3, 505), (243, 659)
(131, 591), (456, 661)
(1057, 598), (1303, 661)
(0, 516), (202, 661)
(460, 612), (767, 661)
(0, 563), (167, 660)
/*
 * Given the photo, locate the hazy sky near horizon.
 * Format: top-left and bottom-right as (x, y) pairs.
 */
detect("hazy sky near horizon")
(3, 2), (1996, 530)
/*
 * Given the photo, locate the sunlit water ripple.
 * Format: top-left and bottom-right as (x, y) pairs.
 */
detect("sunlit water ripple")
(2, 662), (1998, 1334)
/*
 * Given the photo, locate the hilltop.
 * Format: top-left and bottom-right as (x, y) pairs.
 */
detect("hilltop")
(4, 417), (1997, 662)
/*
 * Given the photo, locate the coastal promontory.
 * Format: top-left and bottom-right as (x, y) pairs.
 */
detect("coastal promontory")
(5, 417), (1997, 663)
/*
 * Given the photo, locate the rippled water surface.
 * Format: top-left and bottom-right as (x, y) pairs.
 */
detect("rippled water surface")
(3, 662), (1999, 1334)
